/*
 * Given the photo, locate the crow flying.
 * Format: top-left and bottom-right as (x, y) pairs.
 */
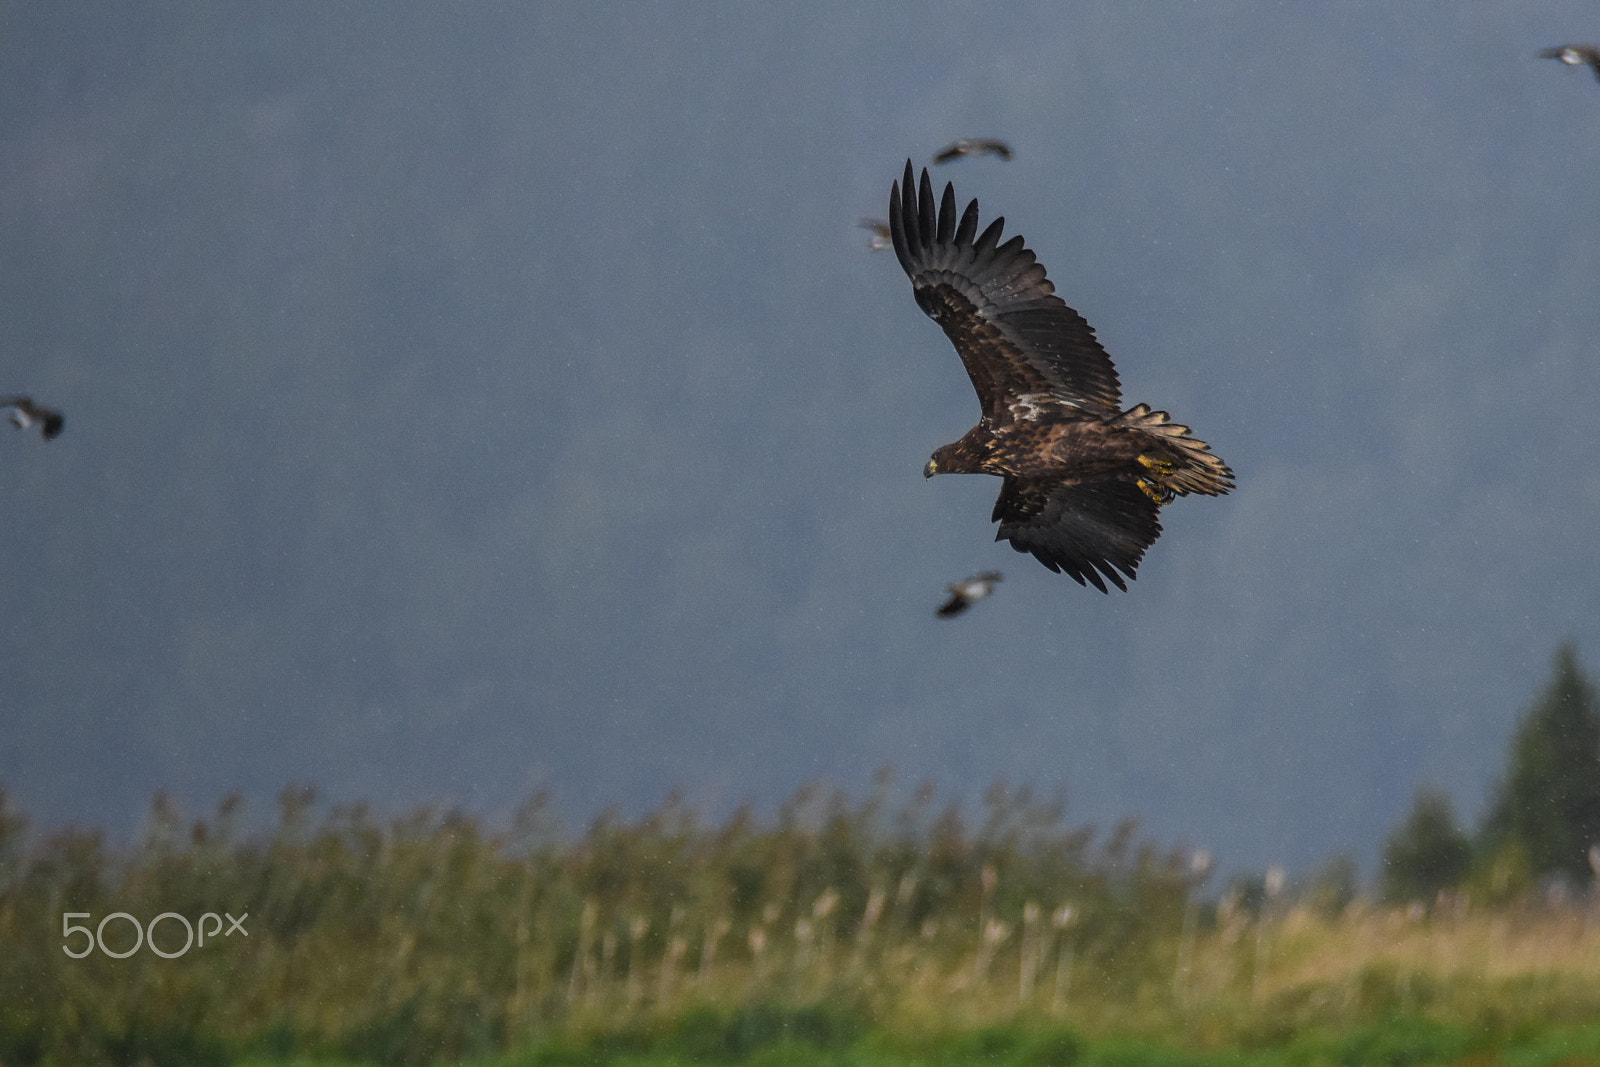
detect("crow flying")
(936, 572), (1003, 618)
(1, 396), (63, 440)
(932, 139), (1013, 164)
(857, 218), (892, 250)
(1540, 44), (1600, 81)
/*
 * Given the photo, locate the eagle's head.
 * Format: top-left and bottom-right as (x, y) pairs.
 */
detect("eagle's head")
(925, 444), (960, 477)
(926, 438), (988, 477)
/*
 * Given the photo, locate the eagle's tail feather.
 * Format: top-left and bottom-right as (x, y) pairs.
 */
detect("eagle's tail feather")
(1121, 404), (1234, 498)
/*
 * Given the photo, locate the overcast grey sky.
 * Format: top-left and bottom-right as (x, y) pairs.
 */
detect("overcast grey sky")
(3, 3), (1600, 878)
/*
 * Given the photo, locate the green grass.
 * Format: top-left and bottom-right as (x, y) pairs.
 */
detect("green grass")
(5, 784), (1600, 1066)
(429, 1015), (1600, 1067)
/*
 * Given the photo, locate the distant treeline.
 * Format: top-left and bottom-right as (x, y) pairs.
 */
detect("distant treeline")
(1381, 642), (1600, 904)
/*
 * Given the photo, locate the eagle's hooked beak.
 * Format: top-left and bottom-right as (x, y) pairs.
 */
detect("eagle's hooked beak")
(924, 457), (939, 478)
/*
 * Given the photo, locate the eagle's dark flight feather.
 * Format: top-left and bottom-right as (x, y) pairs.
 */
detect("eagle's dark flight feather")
(991, 479), (1159, 593)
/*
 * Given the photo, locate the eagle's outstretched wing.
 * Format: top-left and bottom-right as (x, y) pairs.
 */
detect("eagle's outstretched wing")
(889, 160), (1120, 421)
(991, 477), (1161, 592)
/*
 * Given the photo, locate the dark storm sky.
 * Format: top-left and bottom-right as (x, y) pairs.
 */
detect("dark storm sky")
(4, 3), (1600, 878)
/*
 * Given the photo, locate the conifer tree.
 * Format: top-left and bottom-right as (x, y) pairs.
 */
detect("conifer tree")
(1480, 643), (1600, 884)
(1381, 788), (1471, 903)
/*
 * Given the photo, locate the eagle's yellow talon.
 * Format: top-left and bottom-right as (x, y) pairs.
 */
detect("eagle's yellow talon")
(1136, 478), (1171, 505)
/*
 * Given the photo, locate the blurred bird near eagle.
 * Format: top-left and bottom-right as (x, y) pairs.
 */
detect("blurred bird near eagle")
(1540, 44), (1600, 81)
(932, 138), (1014, 164)
(857, 218), (891, 250)
(937, 572), (1003, 618)
(2, 396), (63, 440)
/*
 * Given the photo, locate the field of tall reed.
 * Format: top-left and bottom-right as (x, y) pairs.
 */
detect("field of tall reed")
(2, 782), (1599, 1067)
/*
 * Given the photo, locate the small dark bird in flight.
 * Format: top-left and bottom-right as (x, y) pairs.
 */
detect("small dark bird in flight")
(936, 571), (1003, 618)
(932, 139), (1014, 165)
(888, 161), (1233, 592)
(1, 396), (63, 440)
(857, 218), (892, 250)
(1540, 44), (1600, 81)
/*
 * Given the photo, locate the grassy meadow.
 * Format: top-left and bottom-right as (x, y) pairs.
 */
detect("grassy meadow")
(2, 783), (1599, 1067)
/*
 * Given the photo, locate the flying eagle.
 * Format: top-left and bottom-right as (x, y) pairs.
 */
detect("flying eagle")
(937, 571), (1003, 618)
(933, 138), (1014, 164)
(888, 161), (1232, 592)
(1540, 44), (1600, 81)
(1, 396), (63, 440)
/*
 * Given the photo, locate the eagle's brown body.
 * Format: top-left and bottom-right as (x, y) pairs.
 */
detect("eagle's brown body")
(889, 160), (1231, 591)
(934, 415), (1152, 476)
(933, 418), (1142, 480)
(929, 403), (1228, 504)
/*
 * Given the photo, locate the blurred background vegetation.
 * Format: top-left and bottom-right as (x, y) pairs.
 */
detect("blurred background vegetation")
(3, 643), (1600, 1067)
